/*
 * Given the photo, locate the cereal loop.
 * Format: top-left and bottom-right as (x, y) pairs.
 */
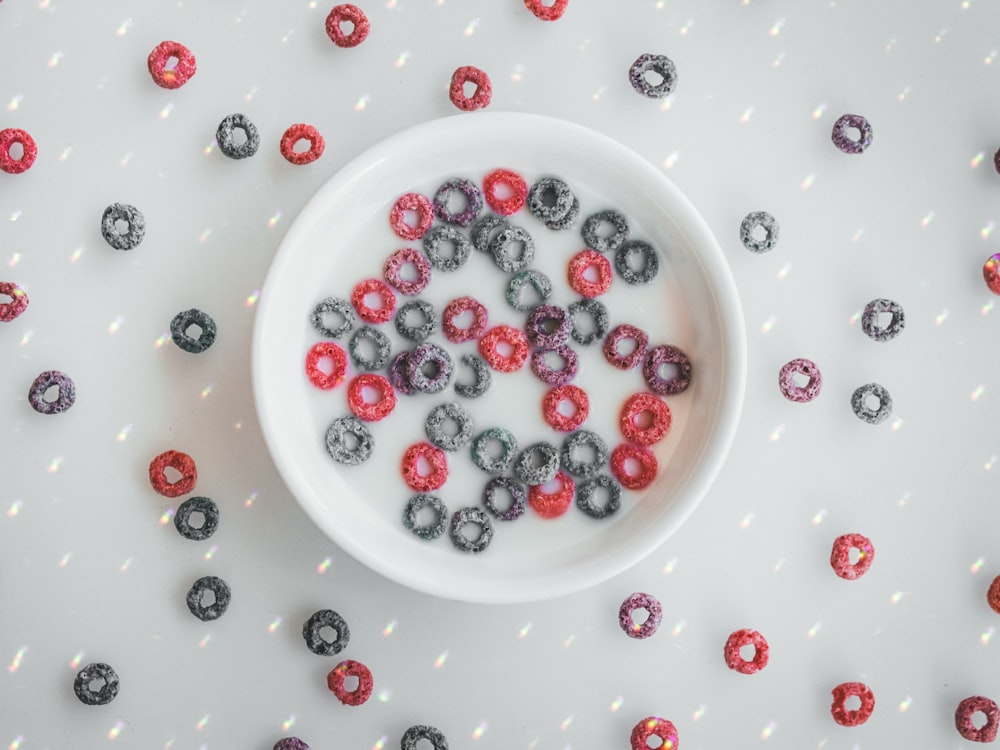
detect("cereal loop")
(483, 168), (528, 215)
(389, 193), (434, 241)
(449, 65), (492, 111)
(405, 342), (454, 393)
(274, 740), (309, 750)
(401, 726), (448, 750)
(0, 128), (37, 174)
(327, 659), (374, 706)
(643, 345), (692, 396)
(619, 392), (671, 446)
(449, 506), (494, 553)
(388, 351), (414, 395)
(629, 53), (677, 98)
(830, 681), (875, 726)
(603, 324), (649, 370)
(0, 281), (28, 321)
(147, 40), (197, 89)
(383, 247), (432, 296)
(524, 0), (568, 21)
(778, 358), (822, 403)
(216, 113), (260, 160)
(525, 304), (570, 349)
(403, 493), (448, 540)
(74, 662), (119, 706)
(306, 343), (348, 391)
(170, 308), (217, 354)
(984, 253), (1000, 296)
(740, 211), (780, 253)
(567, 250), (613, 298)
(442, 296), (488, 343)
(576, 474), (621, 519)
(851, 382), (892, 425)
(861, 298), (905, 342)
(303, 609), (350, 655)
(610, 443), (658, 491)
(528, 470), (575, 519)
(148, 449), (197, 498)
(619, 592), (662, 639)
(347, 373), (396, 422)
(433, 178), (484, 227)
(542, 384), (589, 432)
(478, 325), (529, 372)
(351, 278), (396, 324)
(560, 429), (609, 479)
(530, 345), (579, 387)
(186, 575), (231, 621)
(955, 695), (1000, 743)
(27, 370), (75, 415)
(280, 123), (325, 165)
(629, 717), (678, 750)
(830, 532), (875, 580)
(987, 575), (1000, 615)
(401, 442), (449, 492)
(831, 113), (873, 154)
(723, 628), (769, 674)
(325, 4), (370, 47)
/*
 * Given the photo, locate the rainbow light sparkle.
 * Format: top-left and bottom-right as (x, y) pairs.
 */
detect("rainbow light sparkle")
(769, 18), (784, 35)
(47, 456), (63, 473)
(58, 552), (71, 568)
(679, 19), (693, 34)
(610, 696), (624, 713)
(116, 424), (132, 442)
(935, 308), (949, 325)
(472, 721), (488, 740)
(662, 557), (677, 574)
(107, 721), (124, 740)
(982, 627), (995, 646)
(658, 96), (673, 112)
(377, 689), (391, 702)
(7, 94), (22, 111)
(807, 622), (821, 638)
(195, 715), (209, 731)
(198, 634), (211, 649)
(354, 94), (370, 111)
(739, 512), (754, 529)
(198, 228), (212, 243)
(510, 64), (524, 83)
(760, 315), (777, 334)
(921, 210), (935, 227)
(116, 19), (132, 36)
(244, 85), (259, 102)
(268, 617), (282, 634)
(317, 557), (333, 574)
(200, 384), (213, 400)
(382, 619), (397, 636)
(898, 85), (911, 102)
(203, 544), (217, 561)
(282, 715), (296, 731)
(987, 50), (998, 65)
(159, 102), (174, 120)
(891, 591), (905, 604)
(70, 245), (83, 262)
(899, 696), (913, 712)
(982, 301), (995, 316)
(159, 509), (174, 525)
(120, 151), (133, 167)
(559, 716), (573, 731)
(776, 262), (791, 280)
(518, 623), (532, 638)
(246, 289), (261, 306)
(395, 51), (410, 68)
(760, 721), (777, 739)
(203, 142), (215, 156)
(692, 705), (707, 721)
(592, 85), (607, 103)
(891, 418), (904, 432)
(851, 228), (865, 242)
(772, 52), (785, 67)
(434, 651), (448, 669)
(155, 331), (171, 348)
(768, 424), (784, 442)
(268, 211), (282, 228)
(373, 736), (387, 750)
(108, 315), (124, 334)
(8, 250), (20, 265)
(7, 209), (20, 222)
(812, 508), (827, 525)
(7, 500), (22, 517)
(671, 620), (685, 636)
(245, 491), (258, 507)
(986, 456), (997, 471)
(972, 151), (987, 168)
(48, 51), (62, 68)
(800, 173), (815, 190)
(464, 18), (479, 36)
(19, 330), (32, 347)
(739, 106), (754, 124)
(9, 736), (23, 750)
(119, 558), (132, 572)
(772, 558), (786, 572)
(812, 102), (827, 119)
(972, 385), (986, 401)
(562, 634), (575, 648)
(662, 151), (679, 169)
(8, 647), (27, 673)
(898, 491), (911, 507)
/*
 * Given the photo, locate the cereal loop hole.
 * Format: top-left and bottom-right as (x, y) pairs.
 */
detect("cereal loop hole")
(7, 142), (23, 160)
(739, 643), (756, 661)
(198, 587), (217, 608)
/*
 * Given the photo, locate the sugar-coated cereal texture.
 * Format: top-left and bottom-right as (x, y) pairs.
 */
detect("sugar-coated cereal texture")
(433, 178), (484, 226)
(327, 659), (374, 706)
(384, 247), (432, 296)
(984, 253), (1000, 295)
(0, 128), (37, 174)
(74, 662), (120, 706)
(628, 53), (677, 98)
(568, 249), (613, 298)
(575, 474), (622, 519)
(526, 304), (570, 349)
(325, 415), (374, 465)
(401, 725), (449, 750)
(351, 278), (397, 324)
(619, 592), (663, 639)
(619, 392), (671, 445)
(614, 239), (659, 284)
(629, 716), (678, 750)
(471, 213), (509, 253)
(610, 442), (658, 490)
(483, 168), (528, 215)
(955, 695), (999, 743)
(406, 342), (454, 393)
(170, 308), (217, 353)
(850, 382), (892, 424)
(280, 123), (325, 165)
(542, 384), (590, 432)
(861, 297), (905, 342)
(403, 493), (448, 540)
(311, 297), (356, 339)
(778, 357), (822, 403)
(830, 681), (875, 726)
(101, 202), (145, 250)
(987, 574), (1000, 615)
(567, 298), (609, 345)
(216, 113), (260, 159)
(454, 353), (492, 398)
(394, 299), (437, 342)
(273, 739), (310, 750)
(643, 344), (692, 395)
(389, 193), (434, 241)
(489, 225), (535, 273)
(478, 325), (529, 372)
(449, 506), (494, 553)
(581, 209), (630, 254)
(528, 177), (575, 226)
(441, 296), (488, 343)
(147, 40), (197, 89)
(528, 469), (575, 518)
(401, 441), (449, 492)
(603, 324), (649, 370)
(831, 113), (873, 154)
(739, 210), (780, 253)
(325, 4), (370, 47)
(347, 373), (396, 422)
(173, 496), (219, 541)
(425, 402), (474, 452)
(470, 427), (518, 474)
(349, 326), (392, 371)
(507, 269), (553, 311)
(513, 441), (561, 486)
(185, 575), (231, 621)
(482, 475), (527, 521)
(560, 429), (609, 479)
(449, 66), (492, 111)
(0, 281), (28, 321)
(723, 628), (770, 674)
(830, 532), (875, 580)
(28, 369), (75, 415)
(422, 224), (473, 272)
(302, 609), (350, 656)
(530, 345), (579, 386)
(524, 0), (568, 21)
(305, 341), (348, 390)
(148, 449), (197, 498)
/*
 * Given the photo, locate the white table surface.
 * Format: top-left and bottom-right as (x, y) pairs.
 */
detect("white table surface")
(3, 1), (1000, 747)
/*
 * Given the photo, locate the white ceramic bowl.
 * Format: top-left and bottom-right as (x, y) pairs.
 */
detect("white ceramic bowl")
(253, 112), (746, 603)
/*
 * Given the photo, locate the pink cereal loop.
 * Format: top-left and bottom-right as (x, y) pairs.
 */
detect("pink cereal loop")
(955, 695), (1000, 743)
(629, 716), (678, 750)
(280, 123), (325, 165)
(723, 628), (770, 674)
(0, 281), (29, 321)
(390, 193), (434, 241)
(147, 40), (197, 89)
(778, 357), (822, 402)
(325, 4), (370, 48)
(830, 532), (875, 580)
(0, 128), (37, 175)
(984, 253), (1000, 295)
(618, 592), (662, 639)
(524, 0), (569, 21)
(449, 65), (492, 112)
(383, 247), (432, 295)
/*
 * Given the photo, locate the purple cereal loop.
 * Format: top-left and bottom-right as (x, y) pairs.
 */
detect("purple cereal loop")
(618, 592), (662, 639)
(530, 345), (579, 386)
(642, 344), (692, 396)
(433, 178), (483, 227)
(778, 358), (822, 403)
(388, 351), (415, 395)
(0, 281), (28, 322)
(273, 739), (310, 750)
(383, 247), (432, 296)
(28, 370), (76, 415)
(602, 324), (648, 370)
(831, 113), (873, 154)
(525, 304), (570, 349)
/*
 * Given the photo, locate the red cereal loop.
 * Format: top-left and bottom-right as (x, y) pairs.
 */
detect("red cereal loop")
(389, 193), (434, 241)
(619, 392), (671, 446)
(984, 253), (1000, 296)
(325, 4), (370, 48)
(327, 659), (374, 706)
(830, 681), (875, 727)
(148, 450), (197, 498)
(541, 384), (590, 432)
(280, 123), (325, 165)
(147, 40), (197, 89)
(567, 249), (613, 298)
(347, 373), (396, 422)
(478, 325), (529, 372)
(305, 341), (348, 390)
(0, 281), (29, 321)
(986, 575), (1000, 614)
(603, 324), (649, 370)
(610, 443), (658, 491)
(528, 470), (576, 519)
(351, 278), (396, 324)
(723, 628), (770, 675)
(401, 441), (449, 492)
(629, 717), (678, 750)
(955, 695), (1000, 743)
(0, 129), (37, 175)
(383, 247), (432, 296)
(449, 65), (492, 112)
(524, 0), (569, 21)
(442, 296), (488, 343)
(483, 168), (528, 216)
(830, 532), (875, 580)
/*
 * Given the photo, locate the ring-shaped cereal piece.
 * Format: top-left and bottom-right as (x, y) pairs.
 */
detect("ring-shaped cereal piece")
(425, 402), (474, 452)
(387, 351), (414, 395)
(740, 210), (780, 253)
(830, 532), (875, 580)
(351, 278), (396, 324)
(851, 382), (892, 425)
(147, 40), (197, 89)
(215, 113), (260, 159)
(478, 325), (529, 372)
(545, 195), (579, 230)
(280, 123), (325, 165)
(610, 443), (658, 491)
(441, 296), (488, 343)
(471, 213), (509, 253)
(723, 628), (770, 674)
(325, 4), (370, 47)
(576, 474), (622, 519)
(489, 225), (535, 273)
(629, 53), (677, 98)
(274, 740), (309, 750)
(422, 224), (473, 272)
(560, 429), (609, 479)
(406, 342), (454, 393)
(987, 574), (1000, 615)
(506, 269), (553, 311)
(581, 209), (630, 254)
(306, 341), (348, 390)
(394, 299), (437, 342)
(831, 113), (873, 154)
(830, 681), (875, 726)
(28, 370), (75, 415)
(149, 449), (197, 498)
(470, 427), (518, 474)
(389, 193), (434, 241)
(186, 575), (231, 621)
(0, 128), (37, 174)
(643, 344), (692, 396)
(620, 392), (671, 446)
(524, 0), (568, 21)
(530, 346), (579, 387)
(482, 475), (527, 521)
(349, 326), (392, 371)
(170, 308), (217, 353)
(302, 609), (350, 655)
(454, 353), (492, 398)
(74, 662), (120, 706)
(327, 659), (373, 706)
(101, 202), (145, 250)
(619, 592), (663, 639)
(401, 726), (448, 750)
(403, 493), (448, 540)
(384, 247), (432, 296)
(955, 696), (1000, 743)
(603, 324), (649, 370)
(483, 168), (528, 215)
(347, 373), (396, 422)
(401, 441), (449, 492)
(567, 298), (609, 346)
(542, 384), (590, 432)
(778, 357), (821, 403)
(433, 178), (484, 227)
(568, 249), (613, 298)
(449, 506), (494, 553)
(311, 297), (355, 339)
(983, 253), (1000, 296)
(525, 304), (570, 349)
(513, 441), (560, 486)
(629, 717), (678, 750)
(861, 298), (905, 342)
(0, 281), (28, 321)
(528, 177), (575, 226)
(325, 414), (374, 465)
(449, 65), (492, 112)
(173, 496), (220, 541)
(528, 469), (575, 519)
(614, 239), (659, 284)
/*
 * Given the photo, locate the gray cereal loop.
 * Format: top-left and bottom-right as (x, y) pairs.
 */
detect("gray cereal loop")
(302, 608), (350, 655)
(454, 353), (491, 398)
(739, 211), (780, 253)
(560, 429), (609, 479)
(325, 415), (374, 465)
(170, 308), (217, 353)
(567, 298), (609, 346)
(403, 493), (448, 540)
(425, 402), (474, 452)
(349, 325), (391, 371)
(406, 342), (454, 393)
(311, 297), (355, 339)
(174, 496), (219, 541)
(614, 239), (659, 284)
(74, 662), (119, 706)
(449, 506), (494, 553)
(629, 53), (677, 98)
(422, 224), (473, 272)
(513, 441), (560, 486)
(489, 224), (535, 273)
(216, 113), (260, 159)
(185, 575), (231, 621)
(395, 299), (438, 342)
(101, 202), (145, 250)
(482, 475), (526, 521)
(506, 269), (553, 312)
(575, 474), (622, 519)
(528, 177), (575, 225)
(401, 725), (449, 750)
(581, 209), (630, 254)
(470, 213), (508, 253)
(470, 427), (517, 474)
(851, 382), (892, 424)
(861, 298), (904, 342)
(544, 195), (579, 230)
